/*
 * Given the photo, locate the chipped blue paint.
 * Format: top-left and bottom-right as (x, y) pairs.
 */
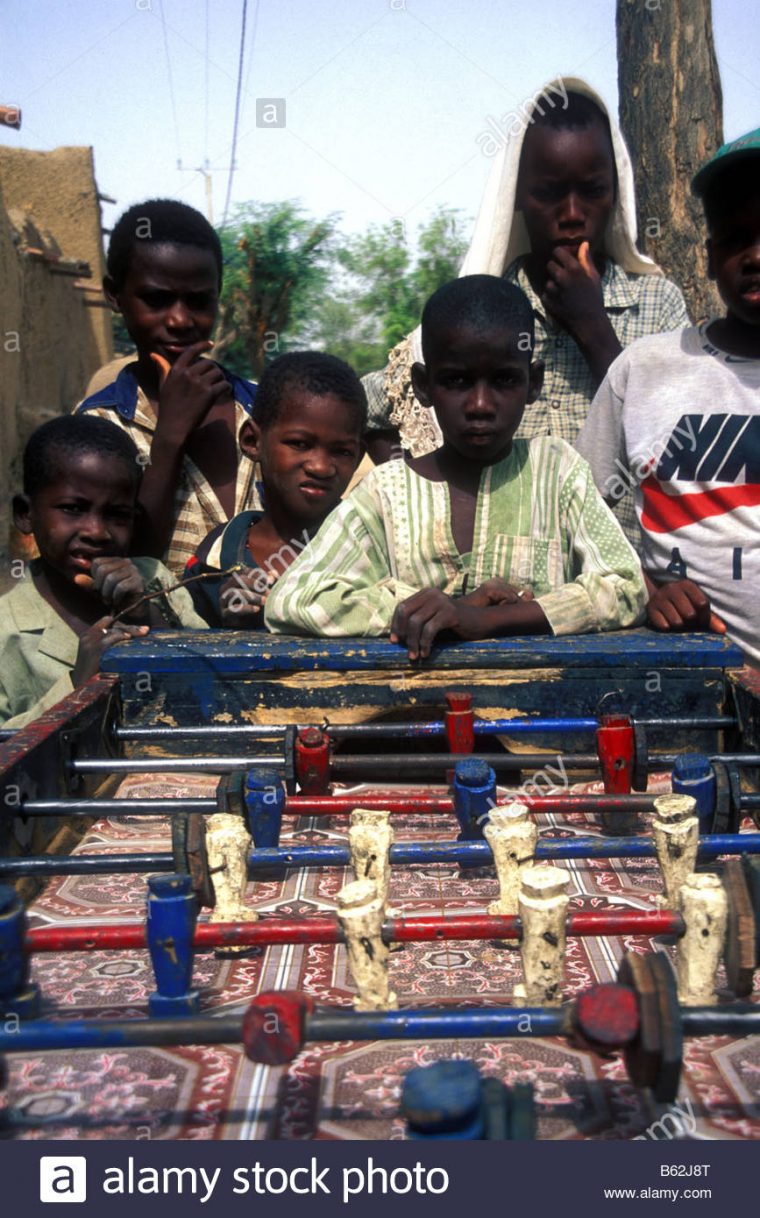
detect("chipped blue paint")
(245, 834), (760, 870)
(103, 629), (744, 675)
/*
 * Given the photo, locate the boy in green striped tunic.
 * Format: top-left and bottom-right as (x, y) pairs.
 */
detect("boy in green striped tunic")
(265, 276), (646, 658)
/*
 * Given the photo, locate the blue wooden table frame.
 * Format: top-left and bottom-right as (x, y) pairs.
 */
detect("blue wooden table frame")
(99, 628), (745, 760)
(103, 628), (743, 674)
(0, 629), (754, 881)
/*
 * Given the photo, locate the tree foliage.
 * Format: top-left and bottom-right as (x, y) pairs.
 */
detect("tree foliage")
(214, 201), (338, 378)
(211, 203), (469, 379)
(334, 208), (468, 366)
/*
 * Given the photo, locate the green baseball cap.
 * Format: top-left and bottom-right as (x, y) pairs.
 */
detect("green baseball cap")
(692, 127), (760, 197)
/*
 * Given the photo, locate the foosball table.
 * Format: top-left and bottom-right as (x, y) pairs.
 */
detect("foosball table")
(1, 629), (759, 1141)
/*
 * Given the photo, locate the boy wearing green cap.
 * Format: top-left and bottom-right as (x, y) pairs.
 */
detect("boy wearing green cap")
(577, 129), (760, 666)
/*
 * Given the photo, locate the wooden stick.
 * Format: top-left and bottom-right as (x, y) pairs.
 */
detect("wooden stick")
(652, 794), (699, 909)
(206, 814), (258, 951)
(106, 564), (245, 627)
(348, 809), (393, 906)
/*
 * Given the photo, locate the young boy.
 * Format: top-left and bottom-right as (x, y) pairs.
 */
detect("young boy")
(75, 199), (259, 575)
(186, 352), (366, 626)
(576, 129), (760, 666)
(265, 277), (646, 658)
(0, 416), (207, 729)
(363, 80), (689, 546)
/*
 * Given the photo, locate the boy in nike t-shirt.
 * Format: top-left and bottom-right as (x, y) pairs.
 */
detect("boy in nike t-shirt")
(576, 129), (760, 665)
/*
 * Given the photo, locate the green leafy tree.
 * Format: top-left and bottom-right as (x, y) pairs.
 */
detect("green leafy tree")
(337, 219), (415, 353)
(214, 201), (338, 378)
(110, 314), (136, 356)
(301, 294), (383, 376)
(210, 203), (469, 380)
(335, 207), (469, 360)
(412, 209), (470, 312)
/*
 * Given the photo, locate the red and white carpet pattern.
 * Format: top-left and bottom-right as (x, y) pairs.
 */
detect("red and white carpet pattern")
(2, 773), (759, 1141)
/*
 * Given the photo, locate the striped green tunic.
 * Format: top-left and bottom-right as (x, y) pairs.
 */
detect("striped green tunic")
(264, 437), (646, 638)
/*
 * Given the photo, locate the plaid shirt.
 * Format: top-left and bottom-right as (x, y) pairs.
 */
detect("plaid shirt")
(364, 259), (690, 542)
(504, 260), (690, 443)
(76, 364), (262, 574)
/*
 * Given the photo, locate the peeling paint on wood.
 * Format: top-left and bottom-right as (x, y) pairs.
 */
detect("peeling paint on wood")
(102, 629), (745, 675)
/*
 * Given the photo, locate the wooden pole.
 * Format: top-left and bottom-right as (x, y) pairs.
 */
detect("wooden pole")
(616, 0), (724, 321)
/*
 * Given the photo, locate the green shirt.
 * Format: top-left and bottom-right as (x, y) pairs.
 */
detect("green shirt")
(265, 437), (646, 639)
(0, 558), (207, 729)
(362, 261), (690, 543)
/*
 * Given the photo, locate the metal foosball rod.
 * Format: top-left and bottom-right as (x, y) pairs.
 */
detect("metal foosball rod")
(22, 908), (690, 953)
(111, 711), (736, 741)
(2, 831), (759, 879)
(13, 750), (758, 844)
(1, 993), (756, 1050)
(1, 875), (718, 960)
(4, 852), (757, 1022)
(67, 708), (757, 791)
(68, 752), (760, 774)
(243, 835), (760, 866)
(1, 958), (758, 1105)
(319, 752), (760, 774)
(13, 798), (220, 816)
(17, 790), (759, 817)
(250, 937), (760, 1111)
(0, 794), (675, 817)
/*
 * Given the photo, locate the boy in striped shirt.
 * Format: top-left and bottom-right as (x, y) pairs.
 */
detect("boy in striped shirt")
(265, 276), (645, 658)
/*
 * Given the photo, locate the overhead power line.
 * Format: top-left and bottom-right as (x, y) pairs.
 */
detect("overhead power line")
(241, 0), (261, 102)
(158, 0), (183, 167)
(203, 0), (210, 163)
(221, 0), (249, 227)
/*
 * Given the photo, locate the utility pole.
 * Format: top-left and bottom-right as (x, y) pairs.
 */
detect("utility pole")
(177, 158), (234, 225)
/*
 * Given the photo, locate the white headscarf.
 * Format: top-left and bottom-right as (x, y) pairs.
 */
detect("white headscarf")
(460, 76), (660, 279)
(384, 77), (661, 452)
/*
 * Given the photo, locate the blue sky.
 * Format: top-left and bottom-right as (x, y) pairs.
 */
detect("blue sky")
(0, 0), (757, 239)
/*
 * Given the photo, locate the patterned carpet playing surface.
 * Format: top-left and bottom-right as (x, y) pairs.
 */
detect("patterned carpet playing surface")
(2, 772), (759, 1142)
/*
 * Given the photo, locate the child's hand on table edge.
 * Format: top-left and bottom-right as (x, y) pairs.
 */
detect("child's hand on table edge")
(645, 577), (726, 634)
(72, 617), (150, 685)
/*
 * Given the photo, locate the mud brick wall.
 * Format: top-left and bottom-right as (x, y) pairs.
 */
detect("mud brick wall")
(0, 145), (113, 574)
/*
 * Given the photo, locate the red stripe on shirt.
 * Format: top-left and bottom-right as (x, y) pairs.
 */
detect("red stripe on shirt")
(640, 474), (760, 533)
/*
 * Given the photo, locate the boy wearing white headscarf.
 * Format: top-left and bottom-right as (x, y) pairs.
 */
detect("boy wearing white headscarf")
(363, 80), (689, 539)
